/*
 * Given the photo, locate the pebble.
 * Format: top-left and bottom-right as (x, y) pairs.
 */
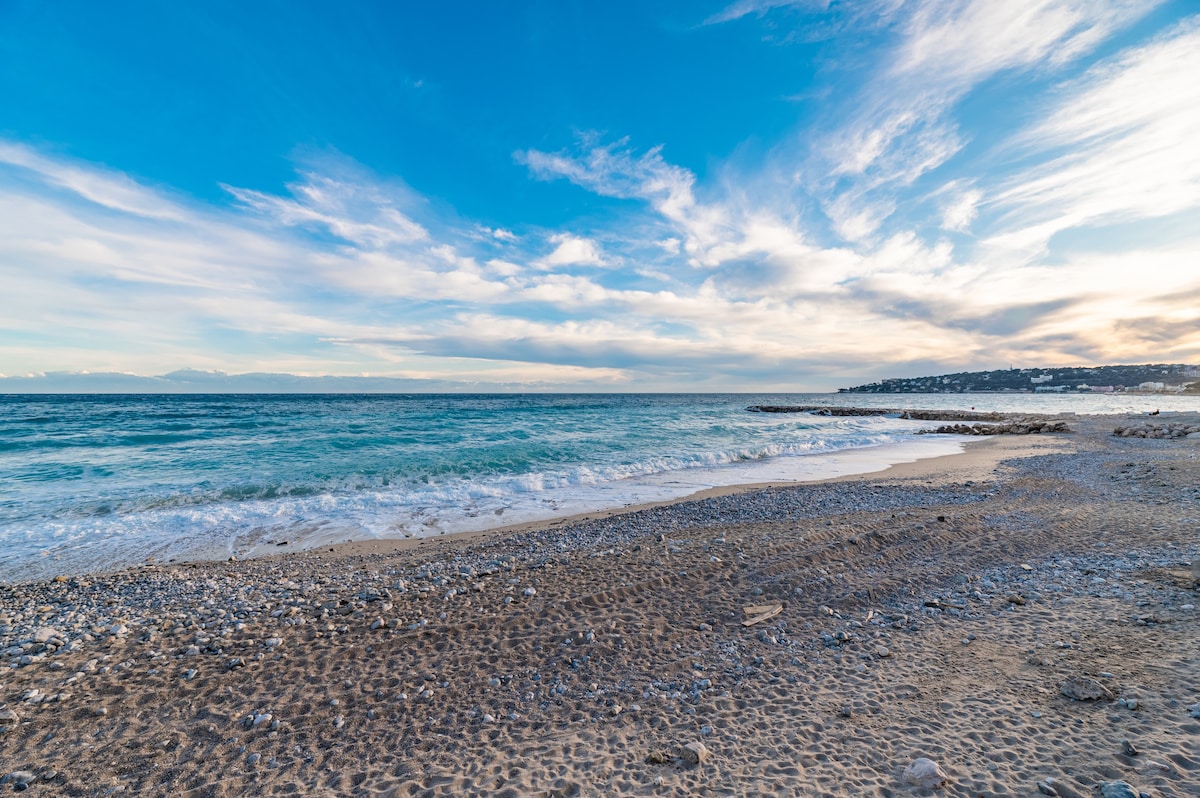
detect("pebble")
(1099, 782), (1138, 798)
(2, 772), (36, 787)
(246, 753), (261, 766)
(1059, 676), (1114, 701)
(0, 708), (19, 730)
(680, 741), (709, 765)
(903, 757), (948, 789)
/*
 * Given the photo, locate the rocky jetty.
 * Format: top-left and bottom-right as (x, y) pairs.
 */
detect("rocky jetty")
(922, 420), (1071, 435)
(1113, 421), (1200, 439)
(746, 405), (1009, 422)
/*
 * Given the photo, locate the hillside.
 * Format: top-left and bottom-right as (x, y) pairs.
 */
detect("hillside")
(840, 364), (1200, 394)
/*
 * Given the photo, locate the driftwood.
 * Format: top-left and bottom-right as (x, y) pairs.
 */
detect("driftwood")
(741, 603), (783, 626)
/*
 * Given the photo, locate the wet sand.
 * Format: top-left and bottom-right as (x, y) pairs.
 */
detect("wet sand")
(1, 412), (1198, 796)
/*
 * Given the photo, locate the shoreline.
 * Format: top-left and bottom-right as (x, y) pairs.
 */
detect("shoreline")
(4, 428), (975, 584)
(1, 411), (1197, 796)
(269, 431), (1057, 568)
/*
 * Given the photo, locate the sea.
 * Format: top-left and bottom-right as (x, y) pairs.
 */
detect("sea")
(2, 391), (1195, 583)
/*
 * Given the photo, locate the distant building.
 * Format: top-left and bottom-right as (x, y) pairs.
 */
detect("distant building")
(1034, 385), (1067, 392)
(1137, 381), (1165, 390)
(1030, 375), (1053, 384)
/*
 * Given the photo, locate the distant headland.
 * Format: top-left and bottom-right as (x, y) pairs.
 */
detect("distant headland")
(840, 363), (1200, 394)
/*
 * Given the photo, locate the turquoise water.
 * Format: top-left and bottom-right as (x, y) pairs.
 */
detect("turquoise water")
(1, 392), (1192, 581)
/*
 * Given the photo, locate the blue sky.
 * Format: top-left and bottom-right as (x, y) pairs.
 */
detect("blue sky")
(1, 0), (1198, 391)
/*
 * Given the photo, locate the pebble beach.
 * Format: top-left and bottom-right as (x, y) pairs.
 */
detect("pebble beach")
(1, 411), (1198, 796)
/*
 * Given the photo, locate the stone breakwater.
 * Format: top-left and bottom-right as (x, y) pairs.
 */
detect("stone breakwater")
(921, 420), (1071, 436)
(746, 405), (1009, 422)
(744, 404), (1074, 436)
(1113, 422), (1200, 440)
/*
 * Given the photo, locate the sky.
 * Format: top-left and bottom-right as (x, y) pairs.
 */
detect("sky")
(1, 0), (1198, 392)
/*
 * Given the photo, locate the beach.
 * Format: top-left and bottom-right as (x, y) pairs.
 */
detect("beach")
(1, 411), (1198, 796)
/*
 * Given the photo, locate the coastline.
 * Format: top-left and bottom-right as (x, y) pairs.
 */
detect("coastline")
(1, 411), (1197, 796)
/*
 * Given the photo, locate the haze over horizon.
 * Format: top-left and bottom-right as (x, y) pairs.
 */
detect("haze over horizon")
(3, 1), (1198, 392)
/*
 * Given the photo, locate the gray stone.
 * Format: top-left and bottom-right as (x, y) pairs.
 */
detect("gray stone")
(1099, 782), (1138, 798)
(680, 741), (709, 765)
(903, 757), (948, 789)
(1038, 777), (1086, 798)
(32, 627), (60, 644)
(1059, 675), (1114, 701)
(1, 772), (36, 786)
(0, 708), (18, 730)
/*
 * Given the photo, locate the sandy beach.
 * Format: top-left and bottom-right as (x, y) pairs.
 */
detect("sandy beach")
(1, 411), (1198, 796)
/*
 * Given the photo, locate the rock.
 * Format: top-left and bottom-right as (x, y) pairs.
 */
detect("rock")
(32, 627), (61, 644)
(1122, 740), (1139, 756)
(1099, 782), (1138, 798)
(1038, 777), (1086, 798)
(0, 708), (18, 730)
(1059, 676), (1114, 701)
(1188, 702), (1200, 719)
(874, 645), (891, 659)
(903, 757), (948, 789)
(1192, 558), (1200, 583)
(1006, 593), (1026, 606)
(1, 772), (36, 787)
(645, 750), (672, 765)
(680, 741), (709, 765)
(246, 753), (261, 766)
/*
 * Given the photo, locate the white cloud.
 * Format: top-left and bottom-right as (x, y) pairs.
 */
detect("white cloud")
(225, 169), (428, 251)
(0, 141), (187, 221)
(537, 233), (608, 268)
(815, 0), (1159, 234)
(893, 0), (1154, 86)
(940, 187), (982, 232)
(986, 17), (1200, 257)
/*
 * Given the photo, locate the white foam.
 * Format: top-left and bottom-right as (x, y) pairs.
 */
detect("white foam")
(3, 433), (963, 582)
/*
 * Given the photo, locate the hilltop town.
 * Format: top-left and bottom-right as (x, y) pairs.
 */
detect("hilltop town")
(841, 363), (1200, 394)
